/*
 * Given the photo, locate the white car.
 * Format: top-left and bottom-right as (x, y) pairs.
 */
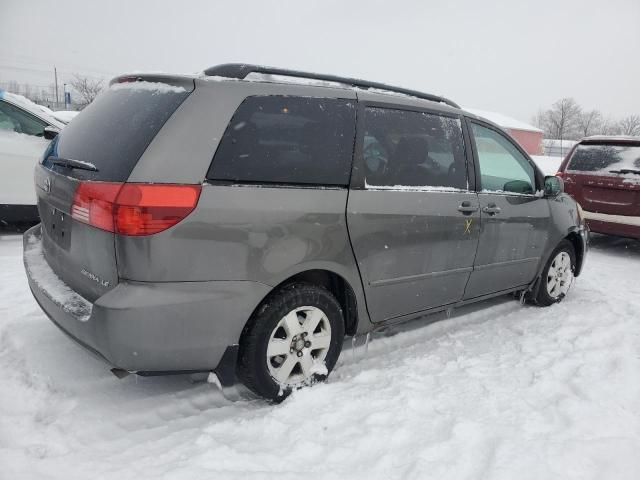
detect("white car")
(0, 90), (66, 223)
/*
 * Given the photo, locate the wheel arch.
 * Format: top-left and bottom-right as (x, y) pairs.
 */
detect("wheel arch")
(243, 268), (360, 340)
(527, 229), (585, 303)
(565, 231), (585, 276)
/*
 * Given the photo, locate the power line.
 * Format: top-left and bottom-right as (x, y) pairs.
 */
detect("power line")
(0, 63), (114, 79)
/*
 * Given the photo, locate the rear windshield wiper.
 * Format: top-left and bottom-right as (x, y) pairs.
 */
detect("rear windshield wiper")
(609, 169), (640, 175)
(50, 156), (99, 172)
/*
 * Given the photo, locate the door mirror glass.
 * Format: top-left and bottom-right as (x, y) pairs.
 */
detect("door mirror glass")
(44, 126), (59, 140)
(544, 175), (564, 196)
(503, 179), (534, 194)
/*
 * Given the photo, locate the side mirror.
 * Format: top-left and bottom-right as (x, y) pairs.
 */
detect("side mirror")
(544, 175), (564, 197)
(43, 126), (60, 140)
(503, 180), (534, 194)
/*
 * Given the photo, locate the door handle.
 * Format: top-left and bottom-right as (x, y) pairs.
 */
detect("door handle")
(482, 204), (501, 215)
(457, 201), (479, 214)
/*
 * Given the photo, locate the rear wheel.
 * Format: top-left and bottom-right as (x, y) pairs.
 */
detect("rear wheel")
(532, 240), (576, 306)
(237, 283), (344, 401)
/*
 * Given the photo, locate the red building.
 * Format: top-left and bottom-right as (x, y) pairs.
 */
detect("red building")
(465, 108), (544, 155)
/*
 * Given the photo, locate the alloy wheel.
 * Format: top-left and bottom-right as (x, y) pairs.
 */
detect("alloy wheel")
(266, 306), (332, 386)
(546, 251), (573, 299)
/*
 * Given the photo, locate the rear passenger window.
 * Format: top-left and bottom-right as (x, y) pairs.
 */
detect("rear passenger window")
(360, 107), (467, 190)
(208, 96), (356, 186)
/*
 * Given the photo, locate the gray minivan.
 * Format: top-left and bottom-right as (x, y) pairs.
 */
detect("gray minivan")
(24, 64), (588, 401)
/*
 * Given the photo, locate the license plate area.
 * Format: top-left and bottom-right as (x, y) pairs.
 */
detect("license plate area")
(41, 202), (72, 250)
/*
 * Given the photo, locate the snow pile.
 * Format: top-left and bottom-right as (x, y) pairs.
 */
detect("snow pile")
(1, 233), (640, 479)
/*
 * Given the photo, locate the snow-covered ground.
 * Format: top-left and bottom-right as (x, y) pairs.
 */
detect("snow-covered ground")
(1, 229), (640, 479)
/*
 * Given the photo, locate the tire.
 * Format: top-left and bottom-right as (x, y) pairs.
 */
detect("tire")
(532, 239), (576, 306)
(237, 283), (345, 401)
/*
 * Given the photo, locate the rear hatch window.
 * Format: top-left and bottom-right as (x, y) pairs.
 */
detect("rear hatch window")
(44, 79), (193, 181)
(568, 143), (640, 175)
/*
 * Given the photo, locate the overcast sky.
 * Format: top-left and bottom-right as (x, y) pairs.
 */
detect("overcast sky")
(1, 0), (638, 123)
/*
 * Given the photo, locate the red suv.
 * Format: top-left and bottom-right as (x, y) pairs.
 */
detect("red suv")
(558, 136), (640, 239)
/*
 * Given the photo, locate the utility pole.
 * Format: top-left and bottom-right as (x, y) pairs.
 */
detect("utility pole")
(54, 66), (59, 106)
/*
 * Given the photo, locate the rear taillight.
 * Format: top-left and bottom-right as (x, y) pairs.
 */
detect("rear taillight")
(71, 182), (201, 236)
(115, 184), (201, 235)
(71, 182), (122, 231)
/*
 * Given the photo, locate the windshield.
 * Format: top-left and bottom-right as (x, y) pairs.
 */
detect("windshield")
(568, 144), (640, 173)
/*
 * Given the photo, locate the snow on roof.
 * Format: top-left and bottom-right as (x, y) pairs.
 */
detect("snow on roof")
(464, 107), (543, 133)
(581, 135), (640, 143)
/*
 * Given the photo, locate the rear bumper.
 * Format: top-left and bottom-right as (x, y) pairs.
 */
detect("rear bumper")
(23, 224), (271, 373)
(583, 210), (640, 239)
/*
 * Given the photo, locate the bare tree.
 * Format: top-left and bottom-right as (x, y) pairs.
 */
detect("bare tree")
(531, 109), (547, 131)
(617, 115), (640, 136)
(69, 74), (104, 106)
(577, 109), (602, 137)
(23, 83), (33, 100)
(596, 116), (618, 135)
(7, 80), (19, 93)
(536, 98), (582, 140)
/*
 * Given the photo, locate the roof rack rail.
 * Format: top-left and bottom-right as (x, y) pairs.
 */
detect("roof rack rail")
(203, 63), (460, 109)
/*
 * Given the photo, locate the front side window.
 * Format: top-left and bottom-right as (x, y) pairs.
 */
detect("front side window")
(471, 123), (536, 194)
(208, 96), (356, 186)
(0, 100), (48, 136)
(568, 143), (640, 173)
(360, 107), (467, 190)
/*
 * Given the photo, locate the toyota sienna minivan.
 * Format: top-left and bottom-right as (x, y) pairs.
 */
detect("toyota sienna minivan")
(24, 64), (588, 401)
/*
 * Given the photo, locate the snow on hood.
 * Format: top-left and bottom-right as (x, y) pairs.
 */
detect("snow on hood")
(51, 110), (79, 124)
